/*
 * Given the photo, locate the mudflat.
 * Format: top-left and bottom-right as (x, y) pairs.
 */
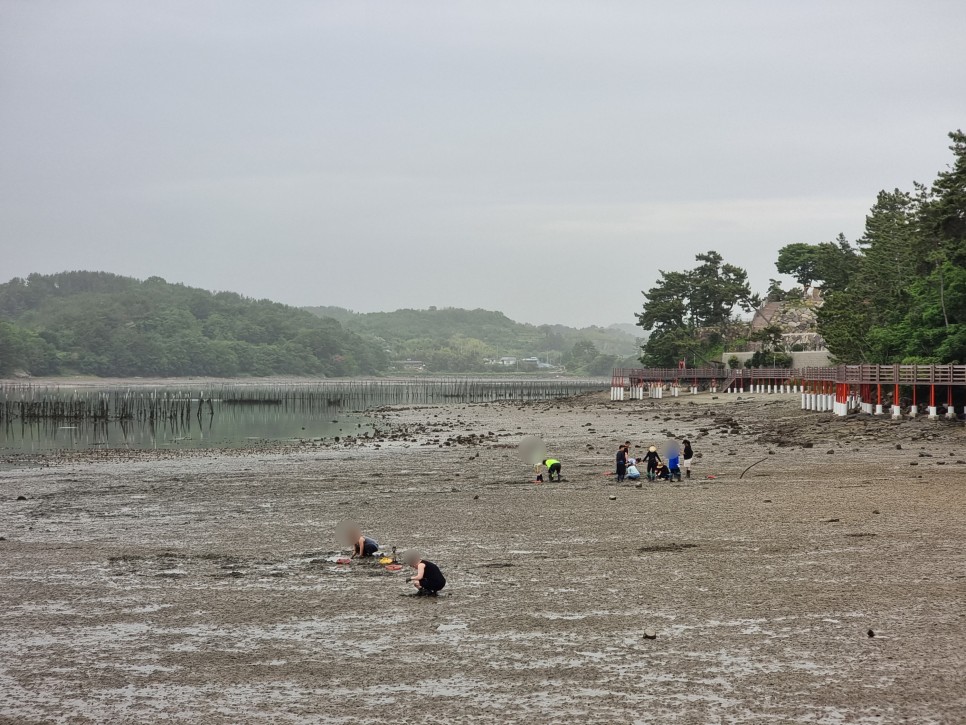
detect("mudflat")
(2, 392), (964, 724)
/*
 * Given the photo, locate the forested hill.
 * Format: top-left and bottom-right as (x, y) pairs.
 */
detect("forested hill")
(0, 272), (387, 377)
(303, 306), (642, 374)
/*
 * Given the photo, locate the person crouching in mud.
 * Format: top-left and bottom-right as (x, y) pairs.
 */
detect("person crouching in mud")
(402, 550), (446, 596)
(347, 525), (379, 559)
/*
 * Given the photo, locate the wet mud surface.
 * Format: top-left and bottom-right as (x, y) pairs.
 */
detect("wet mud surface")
(2, 392), (965, 723)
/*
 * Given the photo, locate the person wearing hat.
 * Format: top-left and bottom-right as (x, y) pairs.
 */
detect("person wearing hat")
(642, 445), (662, 481)
(402, 550), (446, 596)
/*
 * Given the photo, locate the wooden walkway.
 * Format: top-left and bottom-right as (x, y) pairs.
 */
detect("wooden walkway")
(611, 365), (966, 419)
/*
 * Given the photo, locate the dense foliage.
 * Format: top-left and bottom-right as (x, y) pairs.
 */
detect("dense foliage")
(0, 272), (387, 377)
(304, 306), (642, 374)
(635, 130), (966, 369)
(775, 236), (859, 294)
(636, 251), (757, 367)
(788, 130), (966, 363)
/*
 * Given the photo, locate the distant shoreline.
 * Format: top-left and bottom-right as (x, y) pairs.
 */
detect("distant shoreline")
(0, 373), (610, 388)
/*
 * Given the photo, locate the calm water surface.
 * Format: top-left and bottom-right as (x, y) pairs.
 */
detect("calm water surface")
(0, 378), (604, 454)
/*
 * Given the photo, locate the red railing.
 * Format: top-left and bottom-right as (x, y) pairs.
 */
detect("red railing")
(612, 365), (966, 387)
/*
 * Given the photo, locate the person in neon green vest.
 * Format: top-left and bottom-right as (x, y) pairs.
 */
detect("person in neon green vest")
(541, 458), (561, 482)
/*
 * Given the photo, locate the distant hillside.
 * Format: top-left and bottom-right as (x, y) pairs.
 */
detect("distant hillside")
(303, 305), (642, 374)
(0, 272), (387, 377)
(608, 322), (647, 339)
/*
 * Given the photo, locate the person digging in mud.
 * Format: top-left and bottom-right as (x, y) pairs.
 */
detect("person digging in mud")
(541, 458), (562, 482)
(347, 525), (379, 559)
(642, 445), (662, 481)
(654, 461), (671, 481)
(402, 550), (446, 596)
(682, 439), (694, 479)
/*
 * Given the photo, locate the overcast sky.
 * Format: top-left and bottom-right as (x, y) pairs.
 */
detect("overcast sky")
(2, 1), (964, 328)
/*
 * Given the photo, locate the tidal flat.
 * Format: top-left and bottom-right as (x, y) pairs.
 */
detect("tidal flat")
(1, 391), (964, 724)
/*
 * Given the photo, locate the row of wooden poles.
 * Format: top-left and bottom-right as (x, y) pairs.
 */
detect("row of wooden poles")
(0, 388), (215, 423)
(0, 378), (607, 422)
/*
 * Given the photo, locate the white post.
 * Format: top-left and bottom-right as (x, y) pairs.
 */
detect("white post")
(891, 404), (902, 419)
(928, 406), (938, 420)
(875, 404), (884, 415)
(909, 405), (919, 418)
(947, 406), (957, 420)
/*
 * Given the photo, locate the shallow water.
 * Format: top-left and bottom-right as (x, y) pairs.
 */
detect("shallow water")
(0, 404), (371, 453)
(0, 378), (603, 453)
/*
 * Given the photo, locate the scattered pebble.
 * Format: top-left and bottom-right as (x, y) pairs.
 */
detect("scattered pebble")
(867, 629), (875, 638)
(16, 496), (27, 501)
(643, 630), (657, 640)
(609, 495), (617, 501)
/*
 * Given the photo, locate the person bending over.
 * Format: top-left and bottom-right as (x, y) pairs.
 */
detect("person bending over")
(348, 526), (379, 559)
(642, 446), (662, 481)
(402, 550), (446, 596)
(542, 458), (562, 482)
(667, 451), (682, 482)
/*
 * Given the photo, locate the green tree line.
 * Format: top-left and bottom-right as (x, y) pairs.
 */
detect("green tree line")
(0, 272), (387, 377)
(636, 130), (966, 368)
(776, 130), (966, 364)
(303, 305), (642, 374)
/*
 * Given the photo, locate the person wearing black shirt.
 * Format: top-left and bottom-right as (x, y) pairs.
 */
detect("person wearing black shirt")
(642, 446), (662, 481)
(402, 550), (446, 596)
(616, 445), (628, 482)
(682, 439), (694, 479)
